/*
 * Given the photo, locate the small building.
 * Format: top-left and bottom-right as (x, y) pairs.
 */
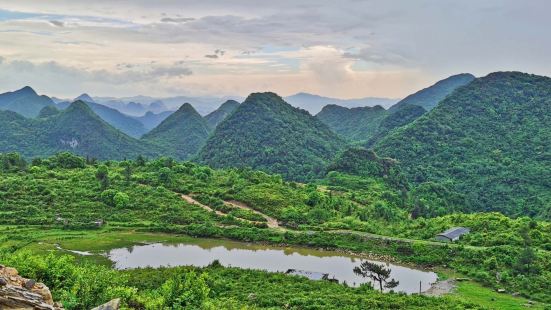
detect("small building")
(435, 227), (470, 242)
(286, 269), (329, 281)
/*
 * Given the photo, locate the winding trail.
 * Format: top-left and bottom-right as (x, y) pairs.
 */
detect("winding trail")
(180, 193), (484, 250)
(224, 200), (280, 229)
(180, 194), (280, 228)
(181, 194), (225, 216)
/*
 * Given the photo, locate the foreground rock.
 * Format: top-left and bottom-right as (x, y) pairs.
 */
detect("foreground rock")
(91, 298), (121, 310)
(0, 264), (64, 310)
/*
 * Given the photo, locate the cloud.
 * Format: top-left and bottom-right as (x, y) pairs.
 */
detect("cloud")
(160, 17), (195, 23)
(49, 20), (64, 27)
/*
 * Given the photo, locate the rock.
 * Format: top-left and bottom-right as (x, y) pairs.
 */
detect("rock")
(0, 265), (63, 310)
(24, 279), (37, 289)
(497, 288), (506, 293)
(91, 298), (121, 310)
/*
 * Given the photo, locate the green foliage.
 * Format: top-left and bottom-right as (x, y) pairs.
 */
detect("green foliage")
(0, 101), (160, 160)
(376, 72), (551, 219)
(316, 104), (387, 143)
(204, 100), (240, 129)
(389, 73), (475, 112)
(142, 103), (211, 160)
(198, 92), (346, 181)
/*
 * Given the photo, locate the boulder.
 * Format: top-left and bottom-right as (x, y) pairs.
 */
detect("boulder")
(0, 265), (63, 310)
(91, 298), (121, 310)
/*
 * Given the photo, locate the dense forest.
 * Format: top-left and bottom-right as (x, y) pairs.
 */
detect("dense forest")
(198, 92), (346, 181)
(375, 72), (551, 219)
(142, 103), (211, 160)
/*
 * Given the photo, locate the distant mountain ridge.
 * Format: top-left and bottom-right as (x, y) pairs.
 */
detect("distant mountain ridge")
(389, 73), (475, 112)
(0, 86), (55, 118)
(285, 92), (399, 114)
(57, 96), (148, 138)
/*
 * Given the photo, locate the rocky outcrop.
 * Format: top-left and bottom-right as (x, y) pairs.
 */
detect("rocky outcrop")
(91, 298), (121, 310)
(0, 264), (64, 310)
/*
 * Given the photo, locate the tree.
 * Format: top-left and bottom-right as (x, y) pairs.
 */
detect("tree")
(353, 261), (399, 292)
(114, 192), (129, 208)
(159, 167), (172, 185)
(95, 165), (110, 190)
(121, 161), (132, 184)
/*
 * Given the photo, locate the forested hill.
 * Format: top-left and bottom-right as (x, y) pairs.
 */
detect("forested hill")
(198, 92), (346, 181)
(316, 104), (387, 142)
(0, 86), (55, 118)
(204, 99), (240, 129)
(0, 100), (156, 159)
(141, 103), (211, 160)
(389, 73), (475, 112)
(375, 72), (551, 219)
(57, 98), (148, 138)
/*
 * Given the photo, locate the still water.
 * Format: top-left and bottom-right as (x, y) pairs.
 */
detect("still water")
(106, 238), (437, 293)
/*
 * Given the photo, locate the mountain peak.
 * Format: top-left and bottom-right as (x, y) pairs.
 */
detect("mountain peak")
(176, 102), (197, 113)
(75, 93), (95, 103)
(18, 86), (37, 96)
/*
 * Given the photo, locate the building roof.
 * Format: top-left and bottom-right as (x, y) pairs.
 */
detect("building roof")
(286, 269), (328, 281)
(437, 227), (470, 240)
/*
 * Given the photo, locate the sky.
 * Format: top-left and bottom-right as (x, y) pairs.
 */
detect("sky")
(0, 0), (550, 99)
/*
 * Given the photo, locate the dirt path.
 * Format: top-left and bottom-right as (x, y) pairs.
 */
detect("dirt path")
(181, 194), (225, 216)
(181, 194), (279, 229)
(225, 200), (280, 229)
(422, 279), (456, 296)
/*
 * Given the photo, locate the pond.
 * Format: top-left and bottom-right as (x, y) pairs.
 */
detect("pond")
(105, 238), (437, 293)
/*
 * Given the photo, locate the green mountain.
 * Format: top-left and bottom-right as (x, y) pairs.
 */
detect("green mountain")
(0, 86), (55, 118)
(365, 104), (426, 147)
(0, 101), (155, 159)
(133, 110), (173, 130)
(389, 73), (475, 112)
(204, 100), (240, 129)
(197, 92), (345, 181)
(375, 72), (551, 219)
(58, 96), (148, 138)
(141, 103), (211, 160)
(37, 105), (61, 118)
(316, 104), (388, 142)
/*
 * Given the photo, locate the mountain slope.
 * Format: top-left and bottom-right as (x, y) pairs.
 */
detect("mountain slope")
(0, 86), (55, 118)
(0, 101), (157, 159)
(197, 92), (346, 181)
(204, 100), (240, 129)
(58, 99), (148, 138)
(316, 104), (388, 142)
(375, 72), (551, 218)
(285, 92), (398, 114)
(141, 103), (211, 160)
(365, 104), (426, 146)
(133, 110), (173, 130)
(389, 73), (475, 112)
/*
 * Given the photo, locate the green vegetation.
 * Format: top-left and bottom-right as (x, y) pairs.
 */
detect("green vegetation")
(0, 152), (549, 307)
(0, 101), (159, 160)
(204, 99), (240, 129)
(316, 104), (387, 143)
(142, 103), (211, 160)
(198, 92), (345, 181)
(388, 73), (475, 112)
(375, 72), (551, 219)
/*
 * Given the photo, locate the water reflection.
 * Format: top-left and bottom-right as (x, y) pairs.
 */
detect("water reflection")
(107, 239), (437, 294)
